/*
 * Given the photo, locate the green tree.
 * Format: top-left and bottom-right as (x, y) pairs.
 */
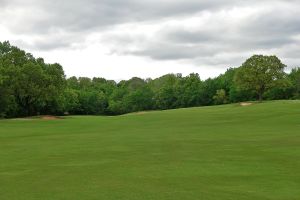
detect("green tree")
(201, 78), (219, 105)
(41, 63), (66, 114)
(149, 74), (181, 109)
(176, 73), (203, 107)
(124, 86), (154, 112)
(235, 55), (286, 101)
(213, 89), (227, 105)
(0, 68), (17, 117)
(289, 68), (300, 99)
(0, 41), (66, 117)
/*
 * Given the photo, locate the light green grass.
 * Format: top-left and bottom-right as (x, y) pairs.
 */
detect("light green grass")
(0, 101), (300, 200)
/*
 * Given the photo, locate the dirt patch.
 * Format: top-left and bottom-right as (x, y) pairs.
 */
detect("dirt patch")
(134, 112), (148, 115)
(8, 115), (63, 121)
(240, 102), (253, 106)
(40, 115), (63, 120)
(125, 111), (149, 116)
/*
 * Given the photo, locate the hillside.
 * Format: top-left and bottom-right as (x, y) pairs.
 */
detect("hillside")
(0, 100), (300, 200)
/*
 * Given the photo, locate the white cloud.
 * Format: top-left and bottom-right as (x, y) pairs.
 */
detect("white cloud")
(0, 0), (299, 80)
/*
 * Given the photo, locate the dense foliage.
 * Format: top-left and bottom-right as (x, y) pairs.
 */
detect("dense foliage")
(235, 55), (286, 101)
(0, 41), (65, 118)
(0, 41), (299, 118)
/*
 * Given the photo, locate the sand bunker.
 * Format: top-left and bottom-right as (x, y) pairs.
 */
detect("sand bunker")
(40, 115), (62, 120)
(240, 102), (253, 106)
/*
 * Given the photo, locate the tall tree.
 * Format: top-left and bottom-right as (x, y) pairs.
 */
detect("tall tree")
(289, 68), (300, 99)
(0, 41), (66, 117)
(234, 55), (286, 101)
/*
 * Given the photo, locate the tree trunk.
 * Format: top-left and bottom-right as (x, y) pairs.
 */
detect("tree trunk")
(258, 85), (265, 102)
(258, 88), (264, 102)
(258, 92), (263, 102)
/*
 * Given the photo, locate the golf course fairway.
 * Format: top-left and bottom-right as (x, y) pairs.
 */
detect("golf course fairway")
(0, 100), (300, 200)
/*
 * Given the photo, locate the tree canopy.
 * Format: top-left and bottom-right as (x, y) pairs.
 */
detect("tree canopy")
(0, 41), (299, 118)
(234, 55), (286, 101)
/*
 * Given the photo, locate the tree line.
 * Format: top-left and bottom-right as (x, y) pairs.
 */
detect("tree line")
(0, 41), (299, 118)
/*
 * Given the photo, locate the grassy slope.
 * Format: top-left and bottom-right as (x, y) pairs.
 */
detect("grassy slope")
(0, 101), (300, 200)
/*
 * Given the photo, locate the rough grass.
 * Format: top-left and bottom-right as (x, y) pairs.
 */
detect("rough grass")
(0, 100), (300, 200)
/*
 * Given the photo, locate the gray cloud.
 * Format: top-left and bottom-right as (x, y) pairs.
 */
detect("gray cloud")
(1, 0), (285, 35)
(1, 0), (226, 34)
(0, 0), (299, 69)
(100, 1), (300, 67)
(0, 0), (10, 6)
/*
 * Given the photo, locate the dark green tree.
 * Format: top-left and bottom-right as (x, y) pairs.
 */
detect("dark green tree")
(213, 89), (227, 105)
(289, 68), (300, 99)
(0, 41), (66, 117)
(235, 55), (286, 101)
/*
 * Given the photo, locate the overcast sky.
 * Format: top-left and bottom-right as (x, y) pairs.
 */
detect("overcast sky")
(0, 0), (299, 80)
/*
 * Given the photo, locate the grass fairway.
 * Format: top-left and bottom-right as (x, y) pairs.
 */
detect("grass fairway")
(0, 101), (300, 200)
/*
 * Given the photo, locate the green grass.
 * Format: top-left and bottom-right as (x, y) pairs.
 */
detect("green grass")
(0, 100), (300, 200)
